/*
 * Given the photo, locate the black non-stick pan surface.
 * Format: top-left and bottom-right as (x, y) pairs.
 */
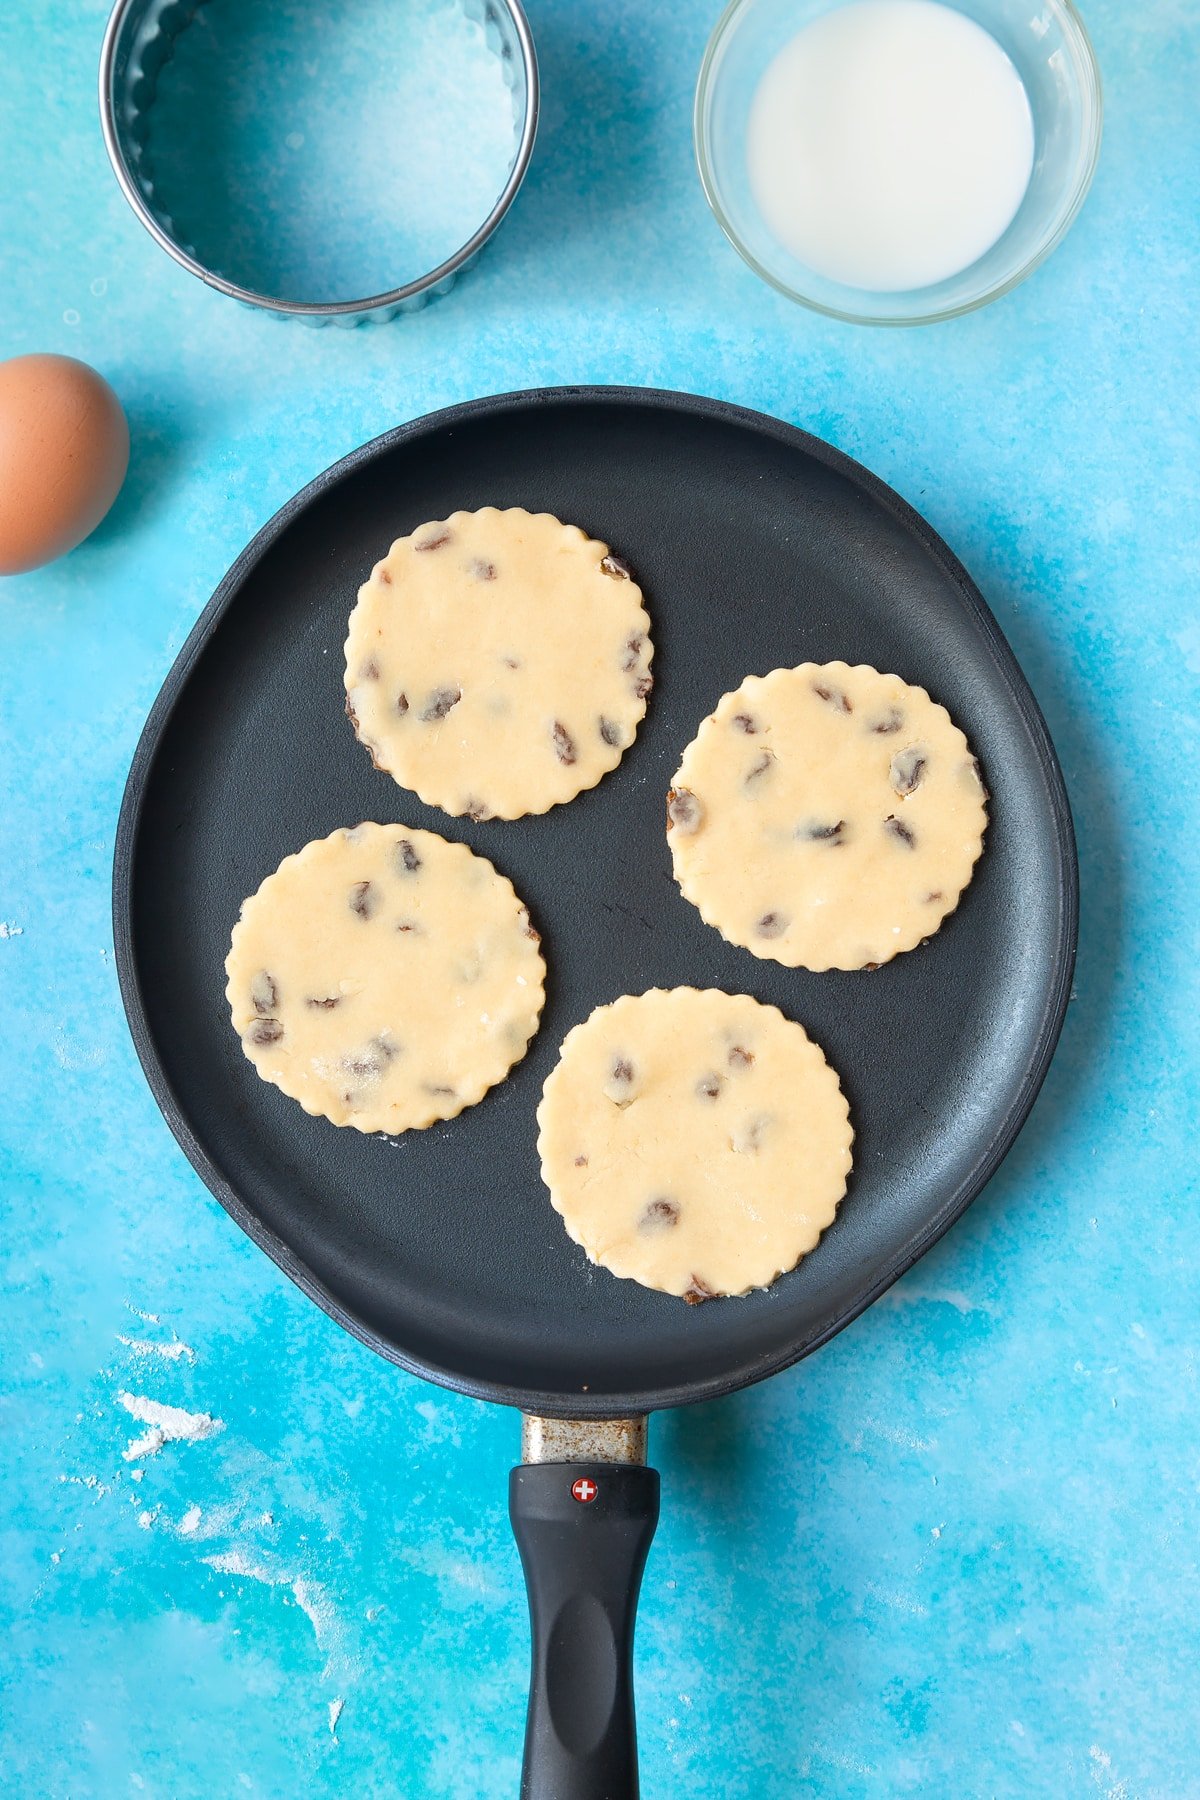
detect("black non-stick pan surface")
(114, 387), (1077, 1419)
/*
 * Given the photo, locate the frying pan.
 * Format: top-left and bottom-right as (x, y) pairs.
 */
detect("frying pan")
(113, 387), (1077, 1798)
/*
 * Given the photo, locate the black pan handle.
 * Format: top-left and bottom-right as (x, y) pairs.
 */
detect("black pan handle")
(510, 1458), (660, 1800)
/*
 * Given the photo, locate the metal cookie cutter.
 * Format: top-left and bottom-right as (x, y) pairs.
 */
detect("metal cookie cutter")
(99, 0), (539, 324)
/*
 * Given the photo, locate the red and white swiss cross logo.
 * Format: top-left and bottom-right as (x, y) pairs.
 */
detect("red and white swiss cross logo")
(571, 1477), (599, 1504)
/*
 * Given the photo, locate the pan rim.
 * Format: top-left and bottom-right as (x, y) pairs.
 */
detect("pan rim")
(112, 385), (1079, 1418)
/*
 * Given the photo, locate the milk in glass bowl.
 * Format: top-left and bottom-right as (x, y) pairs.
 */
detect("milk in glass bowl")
(694, 0), (1102, 324)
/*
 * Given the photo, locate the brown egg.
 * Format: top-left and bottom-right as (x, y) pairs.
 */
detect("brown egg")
(0, 354), (130, 575)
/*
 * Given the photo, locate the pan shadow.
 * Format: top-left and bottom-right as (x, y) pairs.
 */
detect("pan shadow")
(83, 395), (191, 555)
(652, 1374), (868, 1788)
(498, 2), (699, 296)
(643, 575), (1119, 1784)
(655, 1387), (759, 1520)
(930, 565), (1120, 1230)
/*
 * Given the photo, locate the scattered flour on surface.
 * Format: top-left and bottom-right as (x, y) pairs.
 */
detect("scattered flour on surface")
(205, 1549), (283, 1586)
(865, 1581), (929, 1618)
(52, 1028), (107, 1070)
(117, 1333), (196, 1362)
(117, 1391), (224, 1460)
(853, 1415), (937, 1455)
(328, 1698), (344, 1739)
(0, 921), (23, 938)
(179, 1505), (203, 1535)
(1088, 1743), (1137, 1799)
(294, 1577), (342, 1657)
(124, 1304), (162, 1325)
(810, 1742), (877, 1778)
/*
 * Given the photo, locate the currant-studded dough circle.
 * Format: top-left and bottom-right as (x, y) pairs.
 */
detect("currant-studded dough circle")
(537, 988), (853, 1301)
(225, 824), (546, 1133)
(668, 663), (988, 972)
(344, 507), (654, 820)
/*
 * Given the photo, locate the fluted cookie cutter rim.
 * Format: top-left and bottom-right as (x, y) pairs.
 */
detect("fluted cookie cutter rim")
(98, 0), (540, 324)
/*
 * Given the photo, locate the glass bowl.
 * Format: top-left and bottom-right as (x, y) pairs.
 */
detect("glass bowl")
(694, 0), (1102, 325)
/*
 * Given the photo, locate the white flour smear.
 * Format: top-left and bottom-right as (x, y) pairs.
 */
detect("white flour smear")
(203, 1550), (353, 1684)
(0, 921), (23, 938)
(328, 1698), (344, 1739)
(117, 1391), (224, 1460)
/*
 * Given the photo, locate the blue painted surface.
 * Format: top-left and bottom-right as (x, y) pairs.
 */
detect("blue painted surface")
(1, 0), (1197, 1794)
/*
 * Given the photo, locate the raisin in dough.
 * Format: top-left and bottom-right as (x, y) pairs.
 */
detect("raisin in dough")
(668, 663), (988, 972)
(537, 988), (853, 1301)
(344, 508), (654, 820)
(226, 824), (545, 1133)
